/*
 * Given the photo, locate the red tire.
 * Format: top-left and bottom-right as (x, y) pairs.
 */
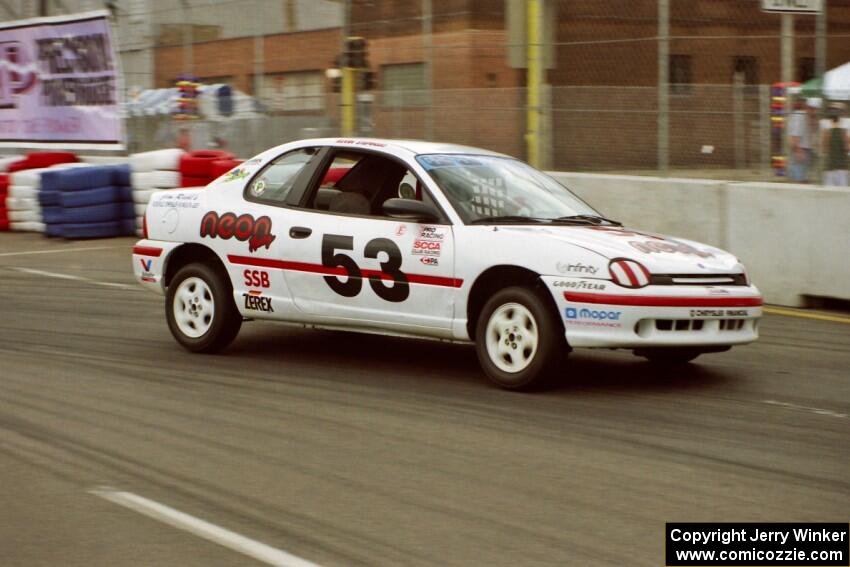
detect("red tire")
(180, 174), (212, 187)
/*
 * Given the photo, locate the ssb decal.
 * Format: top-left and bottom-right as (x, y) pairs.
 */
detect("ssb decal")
(243, 269), (270, 288)
(243, 290), (273, 313)
(200, 211), (276, 253)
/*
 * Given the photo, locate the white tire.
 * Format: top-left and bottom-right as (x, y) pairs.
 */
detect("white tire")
(8, 185), (38, 199)
(130, 149), (184, 172)
(5, 196), (38, 211)
(10, 221), (45, 232)
(132, 188), (156, 204)
(9, 209), (41, 222)
(131, 170), (180, 190)
(134, 203), (147, 217)
(10, 168), (48, 186)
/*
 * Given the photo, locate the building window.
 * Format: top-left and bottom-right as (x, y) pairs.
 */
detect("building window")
(381, 63), (427, 107)
(798, 57), (816, 83)
(669, 54), (692, 95)
(732, 56), (758, 85)
(257, 71), (323, 112)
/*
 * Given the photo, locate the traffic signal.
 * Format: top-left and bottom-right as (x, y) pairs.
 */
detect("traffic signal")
(346, 37), (368, 69)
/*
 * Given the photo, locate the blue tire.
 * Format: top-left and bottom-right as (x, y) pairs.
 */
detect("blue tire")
(39, 190), (60, 206)
(45, 223), (64, 238)
(41, 166), (115, 192)
(120, 218), (136, 235)
(59, 186), (122, 208)
(62, 221), (122, 239)
(117, 185), (133, 202)
(112, 164), (132, 187)
(42, 206), (63, 224)
(61, 202), (123, 224)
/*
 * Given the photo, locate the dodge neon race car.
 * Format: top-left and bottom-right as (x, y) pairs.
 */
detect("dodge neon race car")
(133, 138), (762, 389)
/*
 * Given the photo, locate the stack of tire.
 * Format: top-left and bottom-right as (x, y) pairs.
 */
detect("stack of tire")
(130, 149), (185, 236)
(0, 173), (8, 232)
(5, 152), (79, 233)
(179, 150), (235, 187)
(40, 164), (135, 239)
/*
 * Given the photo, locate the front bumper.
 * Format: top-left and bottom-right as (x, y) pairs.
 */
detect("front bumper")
(543, 276), (762, 348)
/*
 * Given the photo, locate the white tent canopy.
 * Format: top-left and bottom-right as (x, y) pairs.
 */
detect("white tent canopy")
(124, 84), (264, 119)
(824, 62), (850, 101)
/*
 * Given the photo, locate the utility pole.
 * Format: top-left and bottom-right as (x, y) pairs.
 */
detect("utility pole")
(525, 0), (543, 168)
(658, 0), (669, 176)
(340, 0), (355, 136)
(255, 0), (264, 105)
(422, 0), (433, 141)
(181, 0), (193, 77)
(815, 3), (826, 83)
(781, 13), (793, 161)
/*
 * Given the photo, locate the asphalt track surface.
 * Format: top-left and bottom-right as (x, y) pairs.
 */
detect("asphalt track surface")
(0, 233), (847, 567)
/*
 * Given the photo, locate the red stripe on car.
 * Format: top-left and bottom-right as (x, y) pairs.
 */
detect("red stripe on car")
(563, 291), (763, 307)
(133, 246), (162, 257)
(617, 261), (640, 287)
(228, 255), (463, 288)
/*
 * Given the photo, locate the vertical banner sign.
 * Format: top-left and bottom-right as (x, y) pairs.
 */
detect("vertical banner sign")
(0, 11), (124, 149)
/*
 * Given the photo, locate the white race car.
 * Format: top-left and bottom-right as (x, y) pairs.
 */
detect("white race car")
(133, 138), (762, 389)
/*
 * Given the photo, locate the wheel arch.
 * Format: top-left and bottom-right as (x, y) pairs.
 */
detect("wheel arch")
(466, 265), (563, 341)
(163, 243), (229, 289)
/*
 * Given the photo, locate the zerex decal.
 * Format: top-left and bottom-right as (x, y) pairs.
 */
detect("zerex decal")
(243, 290), (273, 313)
(200, 211), (276, 253)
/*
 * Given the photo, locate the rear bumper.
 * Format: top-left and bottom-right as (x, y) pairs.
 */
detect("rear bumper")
(132, 239), (182, 295)
(543, 276), (762, 348)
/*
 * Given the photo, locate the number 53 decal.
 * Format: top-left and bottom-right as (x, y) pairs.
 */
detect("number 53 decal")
(322, 234), (409, 302)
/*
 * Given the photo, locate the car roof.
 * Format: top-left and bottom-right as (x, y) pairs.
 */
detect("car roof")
(291, 137), (512, 158)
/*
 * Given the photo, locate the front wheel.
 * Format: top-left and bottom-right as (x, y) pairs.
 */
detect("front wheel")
(166, 262), (242, 353)
(475, 286), (566, 390)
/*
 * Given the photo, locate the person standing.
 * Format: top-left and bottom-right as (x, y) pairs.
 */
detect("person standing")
(787, 99), (819, 182)
(821, 111), (849, 187)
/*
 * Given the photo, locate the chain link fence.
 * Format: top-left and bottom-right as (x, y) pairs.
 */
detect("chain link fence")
(103, 0), (850, 181)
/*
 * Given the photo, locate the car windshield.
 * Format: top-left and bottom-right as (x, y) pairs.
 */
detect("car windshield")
(417, 154), (600, 224)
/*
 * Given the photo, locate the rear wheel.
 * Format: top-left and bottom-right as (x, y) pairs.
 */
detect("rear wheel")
(166, 262), (241, 353)
(475, 286), (565, 390)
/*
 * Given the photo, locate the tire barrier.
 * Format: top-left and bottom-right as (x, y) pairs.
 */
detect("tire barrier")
(129, 149), (185, 235)
(8, 151), (77, 173)
(179, 150), (235, 188)
(39, 163), (135, 239)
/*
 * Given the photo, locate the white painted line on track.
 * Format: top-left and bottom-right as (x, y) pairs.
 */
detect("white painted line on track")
(11, 267), (137, 290)
(0, 245), (124, 257)
(89, 487), (323, 567)
(763, 400), (847, 419)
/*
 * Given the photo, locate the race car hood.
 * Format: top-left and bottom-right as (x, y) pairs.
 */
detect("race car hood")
(498, 225), (743, 274)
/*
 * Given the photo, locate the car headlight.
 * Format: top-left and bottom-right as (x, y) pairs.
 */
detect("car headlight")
(609, 258), (651, 288)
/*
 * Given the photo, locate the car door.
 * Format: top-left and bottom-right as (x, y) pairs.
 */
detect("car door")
(219, 146), (326, 320)
(279, 149), (458, 337)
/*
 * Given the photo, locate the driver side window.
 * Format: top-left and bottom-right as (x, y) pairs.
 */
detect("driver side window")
(246, 148), (318, 205)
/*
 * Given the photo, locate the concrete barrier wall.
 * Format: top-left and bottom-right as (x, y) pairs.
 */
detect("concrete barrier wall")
(548, 172), (850, 307)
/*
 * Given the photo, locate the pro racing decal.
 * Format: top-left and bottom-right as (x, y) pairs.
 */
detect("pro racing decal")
(200, 211), (276, 253)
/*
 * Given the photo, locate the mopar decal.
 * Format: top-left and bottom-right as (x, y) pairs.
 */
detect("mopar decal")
(200, 211), (276, 253)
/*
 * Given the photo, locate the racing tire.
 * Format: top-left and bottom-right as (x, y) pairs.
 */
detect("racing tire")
(475, 286), (565, 390)
(166, 262), (242, 354)
(130, 149), (184, 173)
(638, 348), (702, 365)
(59, 185), (122, 208)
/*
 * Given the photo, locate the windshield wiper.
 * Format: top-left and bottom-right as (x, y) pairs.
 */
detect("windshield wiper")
(551, 214), (623, 226)
(469, 215), (549, 224)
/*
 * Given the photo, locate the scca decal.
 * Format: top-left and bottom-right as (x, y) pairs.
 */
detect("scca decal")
(200, 211), (276, 253)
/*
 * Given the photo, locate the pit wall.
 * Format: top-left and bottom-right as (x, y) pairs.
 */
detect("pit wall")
(546, 172), (850, 307)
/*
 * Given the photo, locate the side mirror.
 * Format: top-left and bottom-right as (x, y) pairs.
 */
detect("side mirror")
(382, 198), (440, 222)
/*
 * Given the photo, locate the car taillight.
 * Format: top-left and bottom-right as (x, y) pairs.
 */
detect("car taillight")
(142, 213), (148, 239)
(609, 258), (651, 288)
